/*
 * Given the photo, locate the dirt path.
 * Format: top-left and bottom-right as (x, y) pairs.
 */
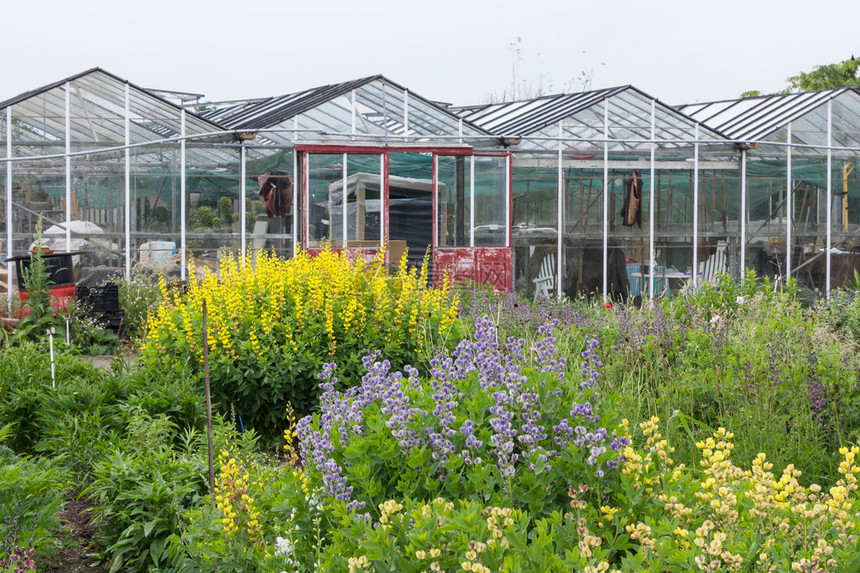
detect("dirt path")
(85, 352), (139, 372)
(42, 494), (107, 573)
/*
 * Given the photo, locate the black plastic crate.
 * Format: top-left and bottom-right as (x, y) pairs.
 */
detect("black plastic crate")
(101, 309), (127, 339)
(76, 283), (120, 313)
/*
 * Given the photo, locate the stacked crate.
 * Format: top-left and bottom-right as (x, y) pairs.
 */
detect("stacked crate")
(75, 283), (127, 338)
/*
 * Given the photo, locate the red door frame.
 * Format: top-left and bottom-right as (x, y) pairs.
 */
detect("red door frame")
(432, 151), (513, 291)
(297, 145), (512, 290)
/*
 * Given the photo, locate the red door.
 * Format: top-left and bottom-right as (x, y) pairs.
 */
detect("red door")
(433, 153), (511, 291)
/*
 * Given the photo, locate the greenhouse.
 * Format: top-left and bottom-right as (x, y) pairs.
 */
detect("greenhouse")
(453, 86), (736, 299)
(678, 88), (860, 295)
(1, 68), (859, 299)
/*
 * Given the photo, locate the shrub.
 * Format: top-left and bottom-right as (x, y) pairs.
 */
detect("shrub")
(116, 272), (165, 345)
(32, 359), (207, 481)
(0, 343), (103, 454)
(296, 316), (628, 519)
(142, 247), (462, 436)
(315, 421), (860, 572)
(460, 276), (860, 485)
(84, 413), (212, 573)
(168, 441), (322, 572)
(62, 299), (119, 355)
(816, 288), (860, 347)
(12, 218), (61, 344)
(0, 425), (69, 565)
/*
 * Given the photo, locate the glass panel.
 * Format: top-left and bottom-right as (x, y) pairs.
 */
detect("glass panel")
(785, 117), (827, 293)
(830, 96), (860, 291)
(349, 154), (382, 245)
(388, 152), (433, 271)
(562, 166), (604, 298)
(301, 96), (354, 136)
(437, 155), (470, 247)
(653, 166), (694, 296)
(473, 156), (506, 246)
(328, 155), (349, 243)
(328, 154), (382, 247)
(832, 95), (860, 150)
(511, 159), (558, 297)
(184, 145), (241, 274)
(0, 109), (7, 296)
(697, 167), (741, 284)
(744, 158), (786, 284)
(307, 154), (342, 246)
(65, 155), (125, 284)
(246, 148), (295, 259)
(130, 143), (176, 280)
(831, 157), (859, 289)
(613, 168), (649, 300)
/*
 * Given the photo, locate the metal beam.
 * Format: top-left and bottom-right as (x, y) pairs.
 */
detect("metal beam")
(513, 158), (739, 170)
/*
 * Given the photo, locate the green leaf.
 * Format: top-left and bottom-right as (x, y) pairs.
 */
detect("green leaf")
(150, 536), (167, 564)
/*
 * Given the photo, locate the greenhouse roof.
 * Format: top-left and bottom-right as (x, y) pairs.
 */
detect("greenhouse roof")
(202, 75), (491, 146)
(676, 88), (860, 148)
(451, 85), (727, 151)
(0, 67), (231, 167)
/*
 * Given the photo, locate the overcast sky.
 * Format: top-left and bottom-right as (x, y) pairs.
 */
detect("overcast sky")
(2, 0), (857, 108)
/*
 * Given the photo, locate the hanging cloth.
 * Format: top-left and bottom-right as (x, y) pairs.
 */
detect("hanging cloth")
(257, 172), (293, 220)
(620, 169), (642, 228)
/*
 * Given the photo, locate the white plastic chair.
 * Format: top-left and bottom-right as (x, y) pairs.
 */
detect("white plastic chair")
(698, 242), (728, 285)
(533, 253), (556, 302)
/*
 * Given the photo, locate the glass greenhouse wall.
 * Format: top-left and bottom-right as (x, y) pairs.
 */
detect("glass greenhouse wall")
(2, 70), (859, 301)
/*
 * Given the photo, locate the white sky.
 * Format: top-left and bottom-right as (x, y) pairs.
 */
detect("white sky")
(2, 0), (858, 108)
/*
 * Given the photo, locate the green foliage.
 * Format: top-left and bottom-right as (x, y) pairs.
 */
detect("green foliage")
(744, 56), (859, 96)
(244, 197), (266, 230)
(115, 272), (164, 345)
(463, 273), (860, 485)
(63, 299), (119, 355)
(0, 425), (70, 564)
(169, 459), (322, 572)
(0, 341), (209, 480)
(788, 57), (860, 92)
(8, 263), (860, 569)
(817, 287), (860, 346)
(613, 291), (851, 482)
(298, 317), (627, 528)
(188, 205), (222, 230)
(218, 196), (238, 226)
(319, 498), (598, 572)
(0, 342), (103, 453)
(142, 248), (462, 438)
(84, 413), (209, 573)
(13, 218), (60, 343)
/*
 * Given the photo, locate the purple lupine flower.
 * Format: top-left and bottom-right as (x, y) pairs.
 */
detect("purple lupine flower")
(531, 321), (567, 378)
(488, 394), (519, 480)
(580, 338), (602, 389)
(806, 352), (828, 424)
(552, 418), (575, 446)
(380, 378), (424, 453)
(518, 409), (550, 472)
(609, 432), (631, 451)
(460, 419), (483, 465)
(299, 362), (364, 506)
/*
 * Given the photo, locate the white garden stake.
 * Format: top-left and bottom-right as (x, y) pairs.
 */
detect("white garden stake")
(48, 327), (56, 388)
(65, 316), (70, 344)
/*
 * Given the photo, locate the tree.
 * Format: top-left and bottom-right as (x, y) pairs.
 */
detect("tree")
(787, 57), (859, 92)
(741, 57), (859, 98)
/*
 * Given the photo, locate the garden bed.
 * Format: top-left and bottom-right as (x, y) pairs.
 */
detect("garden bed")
(3, 255), (860, 571)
